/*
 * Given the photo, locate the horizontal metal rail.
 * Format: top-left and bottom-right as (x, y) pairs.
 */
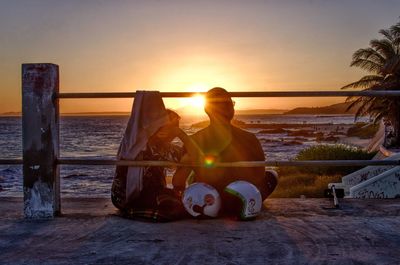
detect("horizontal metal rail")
(0, 159), (23, 165)
(2, 158), (400, 167)
(57, 158), (400, 167)
(3, 158), (400, 167)
(58, 90), (400, 99)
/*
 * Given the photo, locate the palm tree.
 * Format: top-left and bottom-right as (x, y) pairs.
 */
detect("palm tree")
(342, 20), (400, 147)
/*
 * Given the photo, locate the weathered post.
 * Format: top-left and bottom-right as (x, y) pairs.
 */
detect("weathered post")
(22, 63), (60, 218)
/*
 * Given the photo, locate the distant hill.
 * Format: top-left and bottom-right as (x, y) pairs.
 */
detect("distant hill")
(284, 102), (358, 115)
(0, 103), (359, 117)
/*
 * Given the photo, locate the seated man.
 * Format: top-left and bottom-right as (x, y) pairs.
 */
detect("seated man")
(173, 87), (278, 202)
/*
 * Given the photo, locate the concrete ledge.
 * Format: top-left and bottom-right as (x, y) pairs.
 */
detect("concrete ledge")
(1, 197), (400, 264)
(350, 167), (400, 198)
(342, 153), (400, 187)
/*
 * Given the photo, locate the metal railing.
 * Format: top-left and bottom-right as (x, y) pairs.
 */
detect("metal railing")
(0, 159), (23, 165)
(6, 63), (400, 218)
(56, 158), (400, 167)
(58, 90), (400, 98)
(1, 90), (400, 167)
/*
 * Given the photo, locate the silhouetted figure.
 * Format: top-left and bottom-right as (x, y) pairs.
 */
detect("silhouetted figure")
(173, 87), (278, 201)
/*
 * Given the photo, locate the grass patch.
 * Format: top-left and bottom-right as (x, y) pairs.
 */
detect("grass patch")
(271, 144), (376, 198)
(270, 172), (342, 198)
(294, 144), (376, 175)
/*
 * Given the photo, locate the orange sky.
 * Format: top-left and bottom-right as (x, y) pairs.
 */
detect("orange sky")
(1, 1), (399, 114)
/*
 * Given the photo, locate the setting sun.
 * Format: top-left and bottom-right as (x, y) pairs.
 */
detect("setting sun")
(171, 83), (208, 115)
(188, 94), (206, 109)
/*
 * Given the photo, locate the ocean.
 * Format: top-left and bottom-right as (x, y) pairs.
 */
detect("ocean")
(0, 114), (367, 197)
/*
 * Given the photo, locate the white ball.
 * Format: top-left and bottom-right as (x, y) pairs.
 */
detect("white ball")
(224, 181), (263, 220)
(182, 182), (221, 218)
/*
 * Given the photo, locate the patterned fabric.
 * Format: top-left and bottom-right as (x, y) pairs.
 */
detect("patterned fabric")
(111, 142), (186, 222)
(123, 188), (187, 222)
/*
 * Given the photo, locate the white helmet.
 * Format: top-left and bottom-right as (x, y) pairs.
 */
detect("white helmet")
(223, 181), (263, 220)
(182, 182), (221, 218)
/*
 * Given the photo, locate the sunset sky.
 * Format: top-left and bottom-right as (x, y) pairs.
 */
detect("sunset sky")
(1, 0), (400, 114)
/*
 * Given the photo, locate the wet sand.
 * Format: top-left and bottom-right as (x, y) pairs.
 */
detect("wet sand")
(1, 197), (400, 264)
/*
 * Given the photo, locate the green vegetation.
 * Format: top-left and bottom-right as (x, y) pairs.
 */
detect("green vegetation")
(271, 144), (376, 198)
(346, 122), (379, 139)
(342, 19), (400, 147)
(295, 144), (376, 175)
(270, 173), (342, 198)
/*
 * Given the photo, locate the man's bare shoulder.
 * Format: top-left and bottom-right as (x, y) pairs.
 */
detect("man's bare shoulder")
(190, 126), (210, 141)
(231, 125), (259, 142)
(191, 126), (259, 142)
(231, 126), (264, 159)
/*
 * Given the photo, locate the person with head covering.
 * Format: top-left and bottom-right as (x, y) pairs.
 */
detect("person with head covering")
(111, 91), (202, 222)
(172, 87), (278, 204)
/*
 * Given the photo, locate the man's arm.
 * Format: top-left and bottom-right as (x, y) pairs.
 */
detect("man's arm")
(174, 128), (204, 162)
(172, 128), (206, 193)
(172, 153), (193, 193)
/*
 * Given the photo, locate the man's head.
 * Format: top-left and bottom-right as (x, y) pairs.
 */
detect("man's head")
(204, 87), (235, 122)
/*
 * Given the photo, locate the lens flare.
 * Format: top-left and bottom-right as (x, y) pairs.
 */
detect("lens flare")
(204, 155), (216, 168)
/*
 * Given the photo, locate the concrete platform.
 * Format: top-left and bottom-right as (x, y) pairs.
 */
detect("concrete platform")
(1, 197), (400, 265)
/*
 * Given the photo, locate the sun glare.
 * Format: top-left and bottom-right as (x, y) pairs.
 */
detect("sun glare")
(179, 83), (208, 114)
(189, 94), (206, 109)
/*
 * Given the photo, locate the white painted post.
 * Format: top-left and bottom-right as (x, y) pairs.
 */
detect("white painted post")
(22, 63), (60, 218)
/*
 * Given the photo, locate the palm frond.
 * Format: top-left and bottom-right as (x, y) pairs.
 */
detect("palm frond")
(379, 29), (394, 42)
(390, 22), (400, 46)
(344, 20), (400, 145)
(382, 55), (400, 75)
(371, 79), (400, 90)
(348, 96), (375, 119)
(391, 23), (400, 35)
(352, 48), (386, 66)
(370, 39), (396, 60)
(345, 98), (363, 114)
(350, 58), (383, 73)
(354, 101), (370, 119)
(341, 75), (384, 90)
(372, 113), (385, 123)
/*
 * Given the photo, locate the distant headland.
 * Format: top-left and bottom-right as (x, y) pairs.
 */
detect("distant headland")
(0, 102), (357, 117)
